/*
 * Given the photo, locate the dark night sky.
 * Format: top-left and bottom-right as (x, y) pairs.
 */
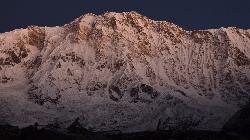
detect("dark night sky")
(1, 0), (250, 33)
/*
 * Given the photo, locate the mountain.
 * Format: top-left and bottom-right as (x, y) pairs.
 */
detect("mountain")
(0, 11), (250, 132)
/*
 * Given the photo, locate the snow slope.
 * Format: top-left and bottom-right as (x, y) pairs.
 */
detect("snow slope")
(0, 11), (250, 132)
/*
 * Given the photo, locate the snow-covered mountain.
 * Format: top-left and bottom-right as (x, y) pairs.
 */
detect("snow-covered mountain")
(0, 11), (250, 132)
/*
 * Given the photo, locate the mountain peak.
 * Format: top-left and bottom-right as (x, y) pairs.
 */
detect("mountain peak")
(0, 12), (250, 132)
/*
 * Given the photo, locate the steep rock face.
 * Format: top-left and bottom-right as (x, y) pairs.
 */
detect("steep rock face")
(0, 12), (250, 132)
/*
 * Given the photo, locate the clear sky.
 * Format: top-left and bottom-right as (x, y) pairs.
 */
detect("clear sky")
(1, 0), (250, 33)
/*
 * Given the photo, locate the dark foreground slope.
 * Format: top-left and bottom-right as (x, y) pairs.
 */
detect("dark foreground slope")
(223, 102), (250, 137)
(0, 124), (248, 140)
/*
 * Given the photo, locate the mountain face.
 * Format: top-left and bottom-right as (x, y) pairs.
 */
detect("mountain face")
(0, 11), (250, 132)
